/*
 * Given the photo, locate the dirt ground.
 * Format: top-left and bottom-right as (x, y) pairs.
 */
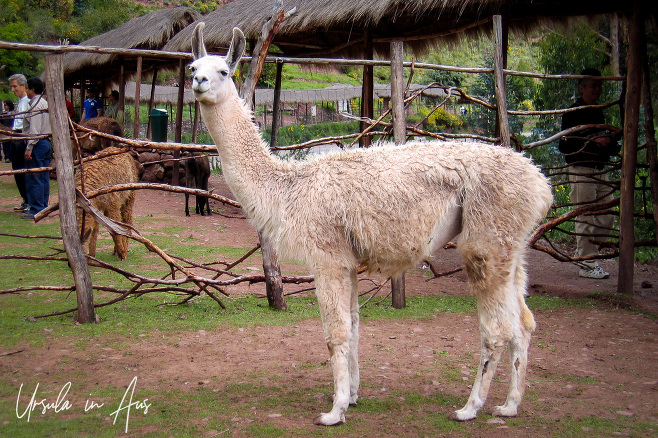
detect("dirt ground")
(2, 172), (658, 436)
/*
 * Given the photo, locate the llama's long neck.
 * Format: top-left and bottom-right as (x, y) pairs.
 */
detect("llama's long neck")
(200, 92), (281, 227)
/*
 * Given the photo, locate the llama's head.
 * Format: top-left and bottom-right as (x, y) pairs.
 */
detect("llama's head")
(189, 22), (246, 105)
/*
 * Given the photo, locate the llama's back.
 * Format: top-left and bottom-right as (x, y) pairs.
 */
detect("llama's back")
(268, 140), (551, 277)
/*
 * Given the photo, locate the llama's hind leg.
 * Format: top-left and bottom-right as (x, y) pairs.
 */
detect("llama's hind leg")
(493, 265), (535, 417)
(452, 250), (515, 421)
(313, 267), (355, 426)
(348, 268), (359, 406)
(453, 332), (506, 421)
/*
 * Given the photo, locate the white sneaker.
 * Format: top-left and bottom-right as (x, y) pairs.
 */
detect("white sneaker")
(579, 266), (610, 279)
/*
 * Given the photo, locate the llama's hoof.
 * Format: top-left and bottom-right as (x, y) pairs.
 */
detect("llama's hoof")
(449, 408), (477, 422)
(492, 404), (518, 417)
(349, 395), (358, 407)
(313, 412), (344, 426)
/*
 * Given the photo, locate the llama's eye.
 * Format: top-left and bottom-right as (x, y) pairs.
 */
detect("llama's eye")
(220, 70), (229, 77)
(188, 65), (196, 73)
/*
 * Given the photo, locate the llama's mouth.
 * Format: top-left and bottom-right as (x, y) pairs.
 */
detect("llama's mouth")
(192, 80), (210, 94)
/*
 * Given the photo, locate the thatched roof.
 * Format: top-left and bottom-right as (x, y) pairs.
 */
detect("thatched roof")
(163, 0), (646, 58)
(63, 7), (201, 88)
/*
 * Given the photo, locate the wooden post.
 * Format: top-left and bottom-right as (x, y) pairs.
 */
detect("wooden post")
(642, 42), (658, 246)
(192, 100), (200, 143)
(270, 61), (283, 148)
(390, 41), (406, 145)
(147, 69), (158, 139)
(173, 59), (186, 186)
(360, 31), (374, 148)
(618, 1), (644, 294)
(133, 56), (142, 139)
(390, 40), (406, 308)
(259, 231), (288, 310)
(79, 73), (85, 121)
(611, 14), (621, 76)
(493, 15), (511, 147)
(44, 54), (96, 323)
(237, 15), (288, 310)
(118, 63), (126, 130)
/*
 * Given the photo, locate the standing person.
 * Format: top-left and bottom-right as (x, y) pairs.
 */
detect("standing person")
(65, 99), (75, 119)
(105, 90), (120, 120)
(21, 77), (52, 220)
(81, 88), (103, 121)
(8, 73), (30, 212)
(1, 100), (14, 162)
(559, 68), (622, 279)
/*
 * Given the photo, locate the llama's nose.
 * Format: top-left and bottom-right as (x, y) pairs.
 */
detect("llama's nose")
(192, 74), (209, 93)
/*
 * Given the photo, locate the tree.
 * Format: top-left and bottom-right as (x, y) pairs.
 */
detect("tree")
(532, 20), (618, 139)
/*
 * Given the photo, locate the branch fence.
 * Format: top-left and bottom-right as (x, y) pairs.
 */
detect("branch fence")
(0, 33), (653, 320)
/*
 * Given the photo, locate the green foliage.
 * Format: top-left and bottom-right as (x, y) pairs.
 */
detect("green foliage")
(410, 106), (464, 132)
(0, 22), (40, 79)
(532, 20), (620, 141)
(70, 0), (143, 42)
(421, 68), (465, 88)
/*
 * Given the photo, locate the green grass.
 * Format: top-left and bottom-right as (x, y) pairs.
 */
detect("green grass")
(0, 289), (604, 351)
(280, 64), (364, 89)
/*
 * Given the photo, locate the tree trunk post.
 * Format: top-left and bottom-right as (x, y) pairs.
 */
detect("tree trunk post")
(192, 100), (200, 143)
(618, 1), (644, 294)
(390, 40), (407, 308)
(44, 53), (96, 323)
(360, 30), (374, 148)
(641, 41), (658, 247)
(133, 56), (142, 139)
(493, 15), (511, 147)
(270, 61), (283, 148)
(118, 63), (126, 130)
(259, 231), (288, 310)
(147, 69), (158, 139)
(237, 5), (292, 310)
(173, 59), (186, 186)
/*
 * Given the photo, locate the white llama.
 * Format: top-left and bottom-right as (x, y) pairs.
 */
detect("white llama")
(189, 23), (553, 426)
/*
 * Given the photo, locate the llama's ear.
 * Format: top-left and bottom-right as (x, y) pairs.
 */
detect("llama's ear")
(191, 22), (207, 60)
(225, 27), (246, 76)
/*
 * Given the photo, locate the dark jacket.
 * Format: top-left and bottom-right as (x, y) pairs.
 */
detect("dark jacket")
(558, 97), (620, 169)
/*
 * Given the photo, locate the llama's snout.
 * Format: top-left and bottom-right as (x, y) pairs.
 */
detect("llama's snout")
(192, 75), (210, 93)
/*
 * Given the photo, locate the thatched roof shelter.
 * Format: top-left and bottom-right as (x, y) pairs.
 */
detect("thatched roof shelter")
(63, 6), (201, 88)
(163, 0), (650, 58)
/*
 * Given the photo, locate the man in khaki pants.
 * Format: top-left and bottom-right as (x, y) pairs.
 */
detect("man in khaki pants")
(559, 68), (621, 279)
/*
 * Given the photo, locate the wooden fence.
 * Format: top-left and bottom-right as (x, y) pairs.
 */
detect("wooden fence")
(0, 9), (653, 320)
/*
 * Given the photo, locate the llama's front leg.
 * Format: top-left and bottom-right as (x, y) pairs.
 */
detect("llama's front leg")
(313, 268), (353, 426)
(452, 334), (505, 421)
(348, 268), (359, 406)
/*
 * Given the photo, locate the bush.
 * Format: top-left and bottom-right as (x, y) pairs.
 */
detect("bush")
(410, 106), (463, 132)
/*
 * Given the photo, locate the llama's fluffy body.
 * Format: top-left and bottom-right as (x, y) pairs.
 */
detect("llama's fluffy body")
(190, 24), (553, 426)
(75, 147), (139, 260)
(234, 131), (548, 280)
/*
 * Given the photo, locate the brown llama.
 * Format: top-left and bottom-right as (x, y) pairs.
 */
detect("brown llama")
(76, 147), (139, 260)
(184, 152), (211, 216)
